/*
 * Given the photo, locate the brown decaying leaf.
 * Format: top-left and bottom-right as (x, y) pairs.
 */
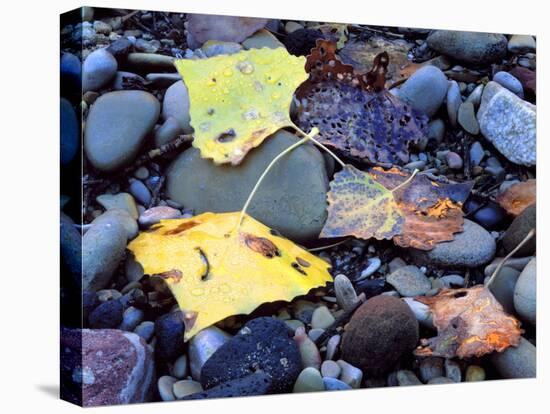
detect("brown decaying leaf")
(370, 168), (474, 250)
(496, 179), (536, 216)
(296, 40), (428, 166)
(414, 286), (522, 359)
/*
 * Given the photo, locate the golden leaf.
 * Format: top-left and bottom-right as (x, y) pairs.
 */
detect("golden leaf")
(320, 165), (404, 240)
(127, 212), (332, 340)
(414, 286), (522, 358)
(496, 179), (536, 216)
(174, 48), (308, 165)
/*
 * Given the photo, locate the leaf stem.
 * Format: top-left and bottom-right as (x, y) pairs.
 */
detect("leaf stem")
(391, 168), (419, 193)
(308, 239), (350, 252)
(486, 228), (535, 289)
(236, 127), (320, 231)
(292, 123), (347, 168)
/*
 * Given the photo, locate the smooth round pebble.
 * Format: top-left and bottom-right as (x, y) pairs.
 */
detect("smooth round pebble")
(386, 265), (432, 297)
(311, 306), (335, 330)
(493, 71), (524, 98)
(88, 299), (123, 329)
(82, 48), (117, 92)
(323, 377), (352, 391)
(171, 354), (188, 379)
(427, 376), (455, 385)
(162, 81), (192, 133)
(395, 65), (448, 117)
(129, 179), (152, 206)
(158, 376), (177, 401)
(134, 321), (155, 342)
(514, 258), (536, 325)
(321, 360), (341, 379)
(334, 274), (358, 311)
(465, 365), (486, 382)
(458, 101), (480, 135)
(419, 357), (444, 383)
(293, 367), (324, 393)
(446, 81), (462, 126)
(173, 380), (202, 399)
(138, 206), (182, 228)
(445, 359), (462, 382)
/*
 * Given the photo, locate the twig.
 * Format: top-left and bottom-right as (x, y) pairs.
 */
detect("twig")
(391, 169), (419, 193)
(148, 176), (165, 209)
(486, 229), (535, 289)
(122, 134), (192, 175)
(293, 124), (346, 168)
(308, 239), (350, 252)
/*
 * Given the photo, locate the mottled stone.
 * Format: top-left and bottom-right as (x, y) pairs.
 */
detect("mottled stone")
(386, 265), (431, 297)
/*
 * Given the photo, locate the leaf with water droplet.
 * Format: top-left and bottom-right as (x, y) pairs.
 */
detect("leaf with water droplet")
(127, 212), (332, 340)
(174, 48), (308, 165)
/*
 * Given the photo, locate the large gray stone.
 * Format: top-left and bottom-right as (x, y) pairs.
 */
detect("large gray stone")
(427, 30), (507, 65)
(514, 258), (536, 325)
(84, 91), (160, 172)
(394, 65), (448, 117)
(491, 337), (536, 379)
(82, 48), (117, 92)
(502, 204), (536, 256)
(477, 82), (536, 167)
(166, 130), (329, 242)
(82, 219), (127, 292)
(411, 219), (496, 268)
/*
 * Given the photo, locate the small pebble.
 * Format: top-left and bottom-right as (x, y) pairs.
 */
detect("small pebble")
(134, 166), (149, 180)
(138, 206), (182, 228)
(88, 299), (123, 329)
(337, 360), (363, 388)
(396, 370), (422, 386)
(465, 365), (486, 382)
(457, 101), (480, 135)
(446, 80), (462, 126)
(357, 257), (381, 281)
(308, 328), (325, 342)
(171, 354), (188, 379)
(445, 359), (462, 382)
(311, 306), (335, 330)
(134, 321), (155, 342)
(293, 367), (324, 393)
(445, 152), (463, 170)
(388, 257), (407, 273)
(323, 377), (352, 391)
(428, 376), (455, 385)
(129, 179), (152, 206)
(469, 141), (485, 166)
(325, 335), (341, 360)
(173, 380), (202, 399)
(284, 319), (305, 332)
(440, 275), (465, 288)
(96, 289), (122, 302)
(334, 274), (358, 311)
(118, 306), (144, 331)
(321, 360), (342, 379)
(294, 327), (321, 370)
(158, 375), (177, 401)
(419, 357), (445, 383)
(493, 71), (524, 98)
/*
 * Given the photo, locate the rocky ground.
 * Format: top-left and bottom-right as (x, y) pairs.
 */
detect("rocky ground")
(60, 7), (536, 406)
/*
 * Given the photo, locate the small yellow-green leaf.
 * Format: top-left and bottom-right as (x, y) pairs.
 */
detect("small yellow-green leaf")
(127, 212), (332, 340)
(320, 165), (404, 240)
(174, 48), (308, 165)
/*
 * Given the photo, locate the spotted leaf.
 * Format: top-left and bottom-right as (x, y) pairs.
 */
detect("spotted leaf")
(174, 48), (308, 165)
(127, 212), (332, 340)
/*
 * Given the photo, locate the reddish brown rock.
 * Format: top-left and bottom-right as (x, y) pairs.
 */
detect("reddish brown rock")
(61, 328), (155, 406)
(341, 295), (419, 377)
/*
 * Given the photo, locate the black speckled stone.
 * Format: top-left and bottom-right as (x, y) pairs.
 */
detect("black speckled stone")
(154, 310), (185, 361)
(200, 317), (301, 392)
(88, 299), (123, 329)
(183, 373), (274, 400)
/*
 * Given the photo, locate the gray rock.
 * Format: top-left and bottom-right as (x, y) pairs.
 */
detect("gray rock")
(60, 213), (82, 284)
(138, 206), (182, 228)
(293, 367), (324, 393)
(82, 220), (126, 292)
(126, 53), (175, 71)
(325, 335), (341, 361)
(171, 354), (189, 379)
(162, 81), (192, 134)
(188, 326), (231, 380)
(395, 65), (448, 117)
(337, 360), (363, 388)
(321, 360), (341, 378)
(484, 256), (532, 277)
(134, 38), (159, 54)
(487, 266), (520, 314)
(158, 376), (177, 401)
(172, 380), (202, 399)
(493, 71), (524, 98)
(440, 274), (465, 288)
(491, 337), (536, 379)
(466, 84), (484, 108)
(469, 141), (485, 167)
(411, 219), (496, 268)
(427, 30), (507, 65)
(85, 91), (160, 172)
(166, 130), (329, 242)
(458, 101), (479, 135)
(96, 193), (139, 219)
(477, 81), (536, 167)
(128, 179), (151, 206)
(154, 116), (183, 148)
(323, 377), (352, 391)
(446, 81), (462, 126)
(119, 306), (144, 331)
(507, 35), (536, 54)
(502, 204), (536, 256)
(419, 357), (444, 383)
(445, 359), (461, 382)
(387, 265), (432, 297)
(396, 370), (422, 386)
(82, 48), (117, 92)
(311, 306), (335, 330)
(445, 151), (463, 170)
(91, 208), (138, 240)
(134, 321), (155, 342)
(465, 365), (486, 382)
(427, 376), (454, 384)
(242, 29), (284, 49)
(514, 258), (536, 325)
(427, 119), (445, 144)
(60, 98), (79, 165)
(334, 274), (358, 311)
(106, 37), (131, 59)
(202, 40), (243, 57)
(145, 73), (181, 88)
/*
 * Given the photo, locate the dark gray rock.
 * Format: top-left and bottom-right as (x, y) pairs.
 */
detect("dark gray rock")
(419, 357), (444, 383)
(488, 266), (520, 314)
(427, 30), (507, 65)
(60, 52), (81, 90)
(60, 98), (79, 165)
(323, 377), (352, 391)
(155, 311), (186, 361)
(84, 91), (160, 172)
(60, 213), (82, 285)
(411, 219), (496, 268)
(491, 337), (536, 379)
(502, 204), (536, 256)
(200, 317), (301, 393)
(387, 265), (431, 297)
(183, 372), (274, 400)
(166, 130), (329, 243)
(106, 37), (132, 60)
(88, 299), (123, 329)
(514, 258), (536, 325)
(493, 71), (524, 98)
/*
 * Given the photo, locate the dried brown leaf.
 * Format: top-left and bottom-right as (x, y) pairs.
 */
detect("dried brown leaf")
(496, 179), (536, 216)
(414, 286), (522, 359)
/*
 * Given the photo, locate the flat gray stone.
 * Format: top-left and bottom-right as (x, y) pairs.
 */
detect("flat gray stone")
(458, 101), (479, 135)
(477, 81), (536, 167)
(85, 91), (160, 172)
(427, 30), (507, 65)
(386, 265), (431, 297)
(411, 219), (496, 268)
(514, 258), (536, 325)
(166, 130), (329, 243)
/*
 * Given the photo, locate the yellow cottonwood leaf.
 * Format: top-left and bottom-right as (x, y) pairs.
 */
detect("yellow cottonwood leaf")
(320, 165), (404, 240)
(174, 48), (308, 165)
(127, 212), (332, 340)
